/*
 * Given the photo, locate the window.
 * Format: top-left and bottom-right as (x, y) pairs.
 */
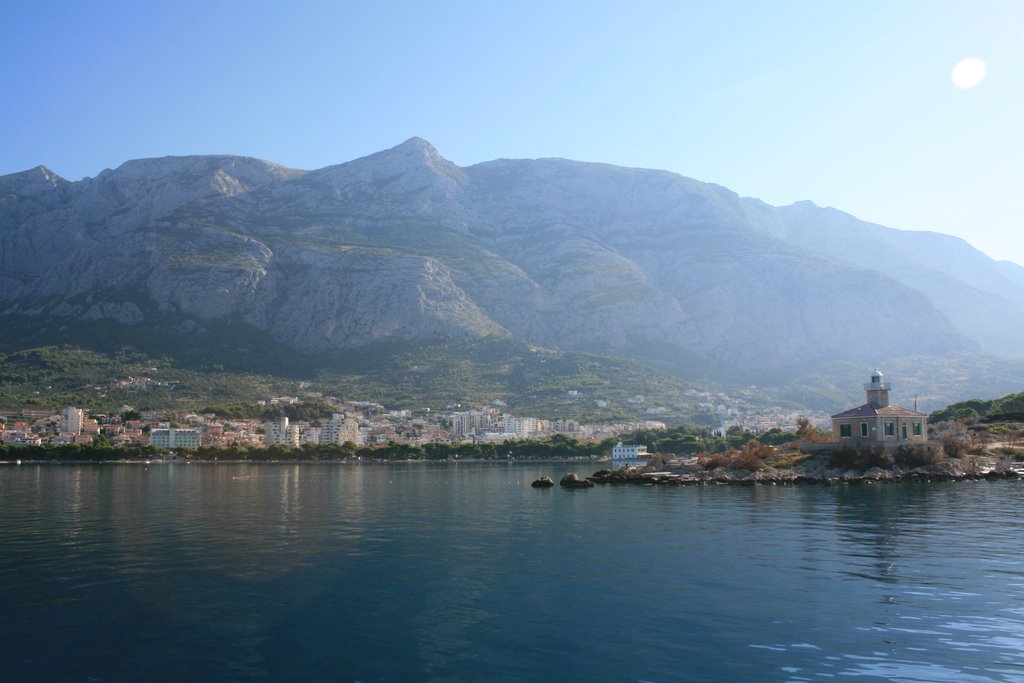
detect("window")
(913, 422), (922, 436)
(901, 424), (907, 440)
(860, 422), (869, 437)
(840, 424), (852, 438)
(885, 422), (895, 436)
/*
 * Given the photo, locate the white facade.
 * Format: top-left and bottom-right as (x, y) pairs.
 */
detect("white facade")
(451, 411), (494, 436)
(319, 414), (361, 445)
(504, 416), (544, 437)
(149, 428), (200, 449)
(62, 406), (84, 435)
(550, 419), (580, 433)
(611, 442), (649, 460)
(265, 417), (300, 447)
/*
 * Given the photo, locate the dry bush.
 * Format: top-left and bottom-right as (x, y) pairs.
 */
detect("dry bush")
(731, 450), (767, 471)
(942, 435), (966, 459)
(703, 453), (730, 470)
(741, 440), (775, 459)
(894, 443), (945, 468)
(828, 443), (893, 471)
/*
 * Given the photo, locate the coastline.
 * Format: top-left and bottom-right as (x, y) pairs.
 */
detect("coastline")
(581, 453), (1022, 486)
(8, 455), (1023, 488)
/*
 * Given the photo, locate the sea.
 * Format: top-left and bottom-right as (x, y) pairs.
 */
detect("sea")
(2, 462), (1024, 683)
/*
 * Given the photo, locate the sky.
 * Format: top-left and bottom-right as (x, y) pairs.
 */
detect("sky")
(2, 0), (1022, 263)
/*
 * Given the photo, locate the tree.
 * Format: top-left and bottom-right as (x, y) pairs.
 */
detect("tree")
(796, 417), (827, 443)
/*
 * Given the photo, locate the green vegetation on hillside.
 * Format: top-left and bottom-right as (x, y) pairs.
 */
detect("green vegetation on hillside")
(197, 399), (338, 422)
(0, 336), (730, 422)
(623, 423), (800, 457)
(0, 345), (299, 413)
(313, 336), (706, 421)
(930, 391), (1024, 423)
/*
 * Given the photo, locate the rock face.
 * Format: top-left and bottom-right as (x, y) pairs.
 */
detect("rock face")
(587, 455), (1019, 486)
(1, 137), (1014, 381)
(559, 473), (594, 488)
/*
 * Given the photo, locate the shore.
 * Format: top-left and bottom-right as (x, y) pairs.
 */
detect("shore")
(579, 454), (1023, 486)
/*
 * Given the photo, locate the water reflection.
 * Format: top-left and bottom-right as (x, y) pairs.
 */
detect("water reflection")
(3, 467), (1024, 682)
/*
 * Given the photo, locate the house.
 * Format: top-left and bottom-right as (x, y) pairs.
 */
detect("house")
(831, 371), (927, 445)
(611, 442), (649, 460)
(149, 428), (201, 449)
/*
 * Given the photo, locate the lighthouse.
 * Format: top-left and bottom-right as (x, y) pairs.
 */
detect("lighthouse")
(831, 371), (928, 444)
(864, 370), (889, 408)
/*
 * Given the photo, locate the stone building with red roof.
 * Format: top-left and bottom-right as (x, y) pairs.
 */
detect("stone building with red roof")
(831, 371), (927, 445)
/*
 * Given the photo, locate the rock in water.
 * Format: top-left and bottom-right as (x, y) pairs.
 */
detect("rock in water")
(559, 473), (594, 488)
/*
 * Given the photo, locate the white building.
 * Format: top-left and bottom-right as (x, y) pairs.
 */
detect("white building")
(319, 414), (361, 445)
(149, 428), (200, 449)
(265, 417), (300, 447)
(504, 416), (544, 438)
(550, 419), (580, 433)
(451, 411), (494, 437)
(4, 433), (43, 446)
(62, 406), (84, 435)
(611, 442), (649, 460)
(831, 371), (928, 445)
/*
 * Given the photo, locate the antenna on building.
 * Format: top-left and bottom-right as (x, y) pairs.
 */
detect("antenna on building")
(914, 395), (918, 411)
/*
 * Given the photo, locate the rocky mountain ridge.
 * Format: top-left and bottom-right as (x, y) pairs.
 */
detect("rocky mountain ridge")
(2, 137), (1021, 402)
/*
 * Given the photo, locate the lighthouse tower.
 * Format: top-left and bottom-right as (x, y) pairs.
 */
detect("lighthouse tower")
(864, 370), (890, 408)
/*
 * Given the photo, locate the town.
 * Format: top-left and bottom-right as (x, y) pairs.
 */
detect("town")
(0, 388), (833, 451)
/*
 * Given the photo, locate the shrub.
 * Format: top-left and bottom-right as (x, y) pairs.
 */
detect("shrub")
(942, 435), (966, 459)
(796, 417), (829, 443)
(731, 450), (767, 471)
(703, 453), (729, 470)
(733, 440), (771, 470)
(894, 444), (945, 468)
(828, 443), (892, 471)
(701, 442), (770, 471)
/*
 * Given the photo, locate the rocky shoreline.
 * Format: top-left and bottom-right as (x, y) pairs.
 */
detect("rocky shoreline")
(542, 455), (1024, 488)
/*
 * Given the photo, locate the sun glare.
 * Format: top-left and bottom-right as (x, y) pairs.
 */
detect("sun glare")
(951, 57), (986, 88)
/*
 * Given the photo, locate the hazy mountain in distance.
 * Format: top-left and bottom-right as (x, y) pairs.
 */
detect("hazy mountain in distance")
(1, 137), (1020, 405)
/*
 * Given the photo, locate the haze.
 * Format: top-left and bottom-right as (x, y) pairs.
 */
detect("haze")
(2, 0), (1021, 263)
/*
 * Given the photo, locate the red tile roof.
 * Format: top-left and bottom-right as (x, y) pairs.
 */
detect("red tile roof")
(831, 403), (927, 419)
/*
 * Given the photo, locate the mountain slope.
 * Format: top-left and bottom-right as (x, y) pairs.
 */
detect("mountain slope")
(754, 201), (1024, 356)
(0, 137), (1017, 406)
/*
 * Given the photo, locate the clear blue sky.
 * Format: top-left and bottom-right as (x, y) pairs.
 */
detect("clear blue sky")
(3, 0), (1022, 263)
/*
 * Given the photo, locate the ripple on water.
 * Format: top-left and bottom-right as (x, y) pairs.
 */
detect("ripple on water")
(3, 467), (1024, 682)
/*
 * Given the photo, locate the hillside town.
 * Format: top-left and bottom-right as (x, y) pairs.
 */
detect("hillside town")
(0, 389), (832, 450)
(0, 400), (666, 449)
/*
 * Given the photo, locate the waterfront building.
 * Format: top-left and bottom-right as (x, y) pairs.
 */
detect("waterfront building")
(264, 417), (300, 447)
(62, 406), (84, 435)
(831, 371), (928, 444)
(149, 428), (200, 449)
(611, 442), (649, 460)
(319, 414), (361, 445)
(504, 416), (544, 438)
(450, 410), (494, 436)
(550, 419), (580, 433)
(3, 433), (43, 446)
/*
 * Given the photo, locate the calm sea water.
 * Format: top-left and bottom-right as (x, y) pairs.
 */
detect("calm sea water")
(2, 463), (1024, 683)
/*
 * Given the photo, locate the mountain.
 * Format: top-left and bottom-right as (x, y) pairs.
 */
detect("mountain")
(1, 138), (1021, 409)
